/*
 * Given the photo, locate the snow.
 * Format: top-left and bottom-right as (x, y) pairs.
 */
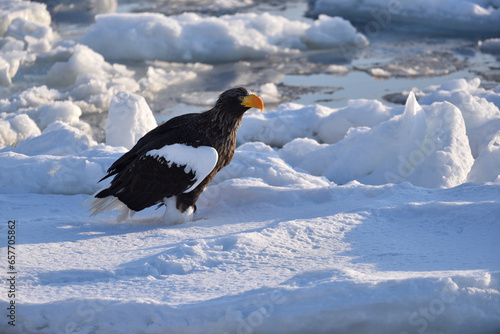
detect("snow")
(106, 92), (157, 150)
(1, 183), (499, 333)
(147, 144), (218, 193)
(0, 0), (499, 332)
(80, 12), (368, 63)
(307, 0), (500, 36)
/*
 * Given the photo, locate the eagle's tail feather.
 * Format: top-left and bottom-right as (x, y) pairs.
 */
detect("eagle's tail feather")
(83, 195), (136, 222)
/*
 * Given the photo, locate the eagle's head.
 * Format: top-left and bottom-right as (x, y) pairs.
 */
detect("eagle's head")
(215, 87), (264, 117)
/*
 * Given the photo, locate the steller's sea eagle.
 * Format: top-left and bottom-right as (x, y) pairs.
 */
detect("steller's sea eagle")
(87, 87), (264, 224)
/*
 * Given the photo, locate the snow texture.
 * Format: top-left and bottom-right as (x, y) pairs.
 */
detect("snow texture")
(1, 183), (499, 334)
(147, 144), (218, 193)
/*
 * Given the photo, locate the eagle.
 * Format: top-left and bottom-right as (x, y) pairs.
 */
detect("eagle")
(87, 87), (264, 224)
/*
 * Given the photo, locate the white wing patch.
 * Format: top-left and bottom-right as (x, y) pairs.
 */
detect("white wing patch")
(146, 144), (218, 193)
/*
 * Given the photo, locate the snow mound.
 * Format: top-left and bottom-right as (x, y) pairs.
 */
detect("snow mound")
(0, 98), (92, 148)
(307, 0), (500, 36)
(6, 121), (96, 157)
(238, 99), (392, 146)
(200, 142), (332, 207)
(280, 93), (474, 188)
(80, 12), (367, 62)
(106, 91), (157, 150)
(419, 78), (500, 157)
(238, 103), (330, 147)
(0, 121), (125, 194)
(467, 130), (500, 183)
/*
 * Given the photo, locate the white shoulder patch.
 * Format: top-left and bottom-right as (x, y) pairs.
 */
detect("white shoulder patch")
(146, 144), (218, 193)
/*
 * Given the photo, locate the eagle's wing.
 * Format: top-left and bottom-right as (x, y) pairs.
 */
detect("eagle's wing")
(146, 144), (218, 193)
(100, 113), (197, 182)
(97, 144), (218, 211)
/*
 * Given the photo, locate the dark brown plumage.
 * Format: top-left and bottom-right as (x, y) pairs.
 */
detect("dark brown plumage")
(87, 87), (264, 223)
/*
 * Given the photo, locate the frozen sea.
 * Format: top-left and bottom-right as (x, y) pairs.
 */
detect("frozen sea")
(1, 0), (500, 333)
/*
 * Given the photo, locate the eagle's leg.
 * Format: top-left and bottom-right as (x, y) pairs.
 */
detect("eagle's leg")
(162, 196), (194, 225)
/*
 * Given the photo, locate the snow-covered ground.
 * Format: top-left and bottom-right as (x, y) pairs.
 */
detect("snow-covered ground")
(1, 0), (500, 333)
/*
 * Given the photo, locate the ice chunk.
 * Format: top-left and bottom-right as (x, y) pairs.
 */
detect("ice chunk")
(26, 101), (83, 130)
(0, 148), (124, 195)
(307, 0), (500, 36)
(46, 44), (139, 113)
(239, 99), (391, 147)
(204, 142), (331, 207)
(0, 0), (51, 36)
(238, 103), (330, 147)
(80, 12), (367, 63)
(419, 78), (500, 157)
(0, 86), (65, 113)
(46, 44), (132, 87)
(0, 113), (40, 148)
(280, 93), (474, 188)
(317, 99), (391, 144)
(106, 92), (157, 149)
(139, 66), (198, 93)
(467, 130), (500, 183)
(7, 121), (96, 156)
(302, 15), (369, 49)
(0, 50), (26, 86)
(258, 83), (281, 104)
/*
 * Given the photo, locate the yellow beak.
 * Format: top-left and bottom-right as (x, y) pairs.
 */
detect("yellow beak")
(241, 94), (264, 112)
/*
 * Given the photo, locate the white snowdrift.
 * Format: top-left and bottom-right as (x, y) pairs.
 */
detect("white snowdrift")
(80, 12), (368, 63)
(308, 0), (500, 36)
